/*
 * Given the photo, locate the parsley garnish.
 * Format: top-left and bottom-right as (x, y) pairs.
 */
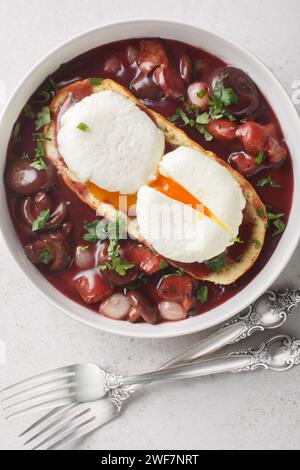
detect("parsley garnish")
(196, 123), (213, 142)
(23, 104), (35, 119)
(256, 207), (266, 219)
(98, 214), (135, 277)
(39, 247), (53, 265)
(84, 220), (107, 243)
(163, 269), (185, 279)
(31, 132), (48, 171)
(255, 150), (265, 166)
(159, 261), (170, 269)
(20, 153), (29, 160)
(35, 107), (51, 130)
(90, 77), (104, 86)
(252, 239), (262, 249)
(196, 286), (208, 303)
(34, 90), (51, 104)
(32, 209), (51, 232)
(257, 175), (282, 188)
(207, 253), (225, 272)
(230, 236), (244, 245)
(197, 89), (207, 99)
(77, 122), (90, 132)
(168, 80), (237, 143)
(272, 219), (286, 237)
(13, 122), (21, 145)
(208, 82), (237, 121)
(31, 158), (48, 171)
(266, 207), (286, 237)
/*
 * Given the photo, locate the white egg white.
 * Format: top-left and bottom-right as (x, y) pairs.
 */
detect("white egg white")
(137, 147), (246, 264)
(57, 91), (165, 195)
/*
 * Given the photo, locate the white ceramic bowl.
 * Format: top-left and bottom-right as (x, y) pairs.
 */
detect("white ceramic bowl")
(1, 20), (300, 338)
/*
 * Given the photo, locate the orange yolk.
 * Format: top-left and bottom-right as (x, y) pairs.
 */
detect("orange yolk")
(151, 174), (210, 217)
(87, 175), (231, 234)
(87, 182), (137, 214)
(151, 175), (232, 234)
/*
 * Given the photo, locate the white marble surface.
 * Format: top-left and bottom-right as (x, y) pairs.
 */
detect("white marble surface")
(0, 0), (300, 451)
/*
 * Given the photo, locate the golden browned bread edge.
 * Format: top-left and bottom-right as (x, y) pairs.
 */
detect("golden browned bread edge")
(44, 79), (267, 285)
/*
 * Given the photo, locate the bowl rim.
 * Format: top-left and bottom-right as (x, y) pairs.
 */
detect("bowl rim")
(1, 18), (300, 339)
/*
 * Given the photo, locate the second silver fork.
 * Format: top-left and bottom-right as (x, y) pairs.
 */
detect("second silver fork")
(18, 289), (300, 449)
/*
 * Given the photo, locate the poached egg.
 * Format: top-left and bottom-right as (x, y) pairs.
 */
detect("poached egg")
(136, 147), (246, 264)
(57, 91), (165, 195)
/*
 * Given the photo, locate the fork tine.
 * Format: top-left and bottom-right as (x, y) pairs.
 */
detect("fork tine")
(32, 412), (96, 450)
(23, 404), (90, 446)
(0, 366), (74, 395)
(4, 393), (78, 419)
(2, 381), (77, 410)
(1, 373), (76, 404)
(20, 406), (72, 437)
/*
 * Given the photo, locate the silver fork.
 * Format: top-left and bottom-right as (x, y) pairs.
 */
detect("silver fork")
(21, 334), (300, 450)
(1, 289), (299, 421)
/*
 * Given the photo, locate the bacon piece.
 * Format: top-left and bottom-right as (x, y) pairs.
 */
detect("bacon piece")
(157, 274), (194, 303)
(206, 119), (238, 142)
(121, 241), (165, 275)
(75, 274), (113, 304)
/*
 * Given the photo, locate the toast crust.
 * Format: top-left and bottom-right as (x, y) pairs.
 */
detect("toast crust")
(44, 79), (267, 285)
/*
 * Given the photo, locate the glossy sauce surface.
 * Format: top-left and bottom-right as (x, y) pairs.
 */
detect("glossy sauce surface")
(4, 38), (294, 320)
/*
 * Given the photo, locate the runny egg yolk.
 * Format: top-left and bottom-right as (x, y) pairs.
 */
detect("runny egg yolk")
(87, 182), (138, 213)
(87, 176), (232, 235)
(151, 174), (233, 235)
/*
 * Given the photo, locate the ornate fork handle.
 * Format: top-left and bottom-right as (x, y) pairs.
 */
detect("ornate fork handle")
(112, 335), (300, 388)
(150, 289), (300, 367)
(107, 290), (300, 409)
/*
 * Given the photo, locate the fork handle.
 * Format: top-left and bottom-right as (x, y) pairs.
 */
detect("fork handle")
(161, 321), (250, 369)
(120, 335), (300, 387)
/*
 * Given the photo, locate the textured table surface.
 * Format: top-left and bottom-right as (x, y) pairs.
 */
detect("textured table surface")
(0, 0), (300, 451)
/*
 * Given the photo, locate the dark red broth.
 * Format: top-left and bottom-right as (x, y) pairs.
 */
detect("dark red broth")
(4, 38), (294, 323)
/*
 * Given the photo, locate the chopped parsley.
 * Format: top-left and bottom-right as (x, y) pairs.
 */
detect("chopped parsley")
(35, 107), (51, 130)
(159, 261), (170, 269)
(98, 214), (135, 277)
(35, 90), (51, 104)
(272, 219), (286, 237)
(196, 286), (209, 303)
(30, 157), (48, 171)
(77, 122), (90, 132)
(197, 89), (207, 99)
(196, 123), (213, 142)
(31, 132), (48, 170)
(255, 150), (265, 166)
(32, 209), (51, 232)
(256, 207), (266, 219)
(257, 175), (282, 188)
(266, 207), (286, 237)
(230, 236), (244, 245)
(23, 104), (35, 119)
(20, 152), (29, 160)
(169, 80), (237, 143)
(163, 269), (185, 279)
(39, 247), (53, 265)
(207, 253), (225, 272)
(84, 220), (107, 243)
(252, 239), (262, 249)
(208, 82), (237, 121)
(13, 122), (21, 145)
(90, 77), (104, 86)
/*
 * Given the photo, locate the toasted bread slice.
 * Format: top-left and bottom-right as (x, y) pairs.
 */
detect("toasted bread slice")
(44, 79), (267, 285)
